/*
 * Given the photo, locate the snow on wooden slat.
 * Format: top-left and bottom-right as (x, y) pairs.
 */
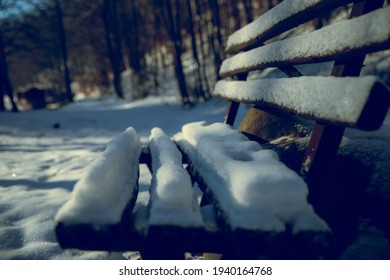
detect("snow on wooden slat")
(226, 0), (352, 54)
(174, 122), (329, 233)
(214, 76), (390, 130)
(55, 127), (142, 225)
(148, 127), (203, 228)
(220, 6), (390, 78)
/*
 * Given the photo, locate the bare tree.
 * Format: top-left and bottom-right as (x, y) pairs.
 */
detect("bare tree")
(0, 28), (18, 111)
(121, 0), (149, 99)
(0, 0), (19, 111)
(208, 0), (224, 81)
(242, 0), (253, 24)
(194, 0), (212, 95)
(102, 0), (125, 99)
(229, 0), (242, 31)
(54, 0), (73, 102)
(185, 0), (210, 100)
(159, 0), (191, 106)
(1, 0), (248, 106)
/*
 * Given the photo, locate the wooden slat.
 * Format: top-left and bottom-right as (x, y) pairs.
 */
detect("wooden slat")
(147, 128), (203, 229)
(55, 202), (144, 251)
(220, 6), (390, 78)
(55, 181), (146, 251)
(142, 128), (205, 258)
(174, 122), (329, 233)
(226, 0), (353, 54)
(55, 128), (143, 251)
(214, 76), (390, 130)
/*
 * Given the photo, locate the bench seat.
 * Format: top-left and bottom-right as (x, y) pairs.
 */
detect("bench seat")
(55, 125), (330, 258)
(174, 121), (329, 234)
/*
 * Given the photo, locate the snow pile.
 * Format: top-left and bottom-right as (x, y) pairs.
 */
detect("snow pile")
(55, 127), (142, 225)
(148, 128), (203, 227)
(221, 6), (390, 77)
(214, 76), (389, 127)
(175, 121), (329, 233)
(226, 0), (331, 52)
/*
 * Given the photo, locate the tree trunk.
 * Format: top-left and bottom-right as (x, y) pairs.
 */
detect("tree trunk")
(242, 0), (253, 24)
(102, 0), (124, 99)
(162, 0), (191, 106)
(152, 10), (162, 97)
(185, 0), (210, 101)
(194, 0), (212, 97)
(230, 0), (242, 31)
(87, 16), (110, 94)
(55, 0), (73, 103)
(0, 29), (18, 112)
(268, 0), (275, 10)
(123, 0), (148, 99)
(0, 86), (5, 111)
(126, 0), (145, 74)
(208, 0), (223, 81)
(111, 0), (125, 99)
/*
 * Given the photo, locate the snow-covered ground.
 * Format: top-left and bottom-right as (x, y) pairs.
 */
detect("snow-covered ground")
(1, 92), (389, 260)
(0, 95), (233, 259)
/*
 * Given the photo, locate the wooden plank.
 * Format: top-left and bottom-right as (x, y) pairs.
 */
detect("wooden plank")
(55, 197), (143, 251)
(144, 128), (205, 257)
(147, 128), (203, 229)
(139, 145), (188, 167)
(55, 202), (145, 251)
(214, 76), (390, 131)
(220, 6), (390, 78)
(226, 0), (353, 54)
(54, 128), (143, 251)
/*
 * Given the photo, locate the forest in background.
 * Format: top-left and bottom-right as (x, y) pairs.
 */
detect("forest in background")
(0, 0), (331, 112)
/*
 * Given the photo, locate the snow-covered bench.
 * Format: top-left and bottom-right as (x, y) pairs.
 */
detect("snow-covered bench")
(217, 0), (390, 205)
(54, 0), (390, 259)
(55, 124), (329, 259)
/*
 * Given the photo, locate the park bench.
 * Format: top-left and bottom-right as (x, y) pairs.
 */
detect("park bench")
(54, 0), (390, 259)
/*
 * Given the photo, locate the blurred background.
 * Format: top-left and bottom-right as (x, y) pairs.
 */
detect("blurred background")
(2, 0), (387, 112)
(1, 0), (337, 111)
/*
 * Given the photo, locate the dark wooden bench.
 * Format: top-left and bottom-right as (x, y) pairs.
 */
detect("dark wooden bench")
(54, 0), (390, 259)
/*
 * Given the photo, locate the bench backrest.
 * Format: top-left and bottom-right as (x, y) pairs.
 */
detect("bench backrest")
(214, 0), (390, 206)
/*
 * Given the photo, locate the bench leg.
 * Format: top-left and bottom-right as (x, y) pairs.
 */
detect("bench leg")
(301, 123), (344, 207)
(224, 101), (240, 126)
